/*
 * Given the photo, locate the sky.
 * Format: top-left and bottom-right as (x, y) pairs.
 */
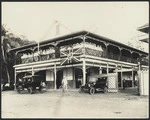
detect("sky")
(2, 2), (149, 52)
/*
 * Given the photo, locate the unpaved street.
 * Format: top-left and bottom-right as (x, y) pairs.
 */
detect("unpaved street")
(1, 88), (149, 118)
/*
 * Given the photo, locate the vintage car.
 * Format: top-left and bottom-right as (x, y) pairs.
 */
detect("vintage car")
(16, 75), (45, 94)
(1, 82), (14, 91)
(79, 74), (108, 95)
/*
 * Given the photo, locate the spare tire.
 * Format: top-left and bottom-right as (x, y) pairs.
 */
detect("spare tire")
(17, 87), (21, 94)
(89, 87), (95, 95)
(79, 87), (84, 93)
(28, 87), (33, 94)
(103, 86), (108, 93)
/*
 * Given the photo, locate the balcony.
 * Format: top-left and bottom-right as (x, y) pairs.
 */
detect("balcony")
(85, 47), (106, 58)
(138, 33), (149, 42)
(16, 47), (148, 65)
(140, 57), (149, 66)
(18, 53), (56, 64)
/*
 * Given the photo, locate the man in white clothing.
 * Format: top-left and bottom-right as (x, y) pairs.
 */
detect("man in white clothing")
(62, 76), (68, 92)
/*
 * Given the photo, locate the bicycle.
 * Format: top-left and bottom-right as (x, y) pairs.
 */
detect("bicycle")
(59, 84), (70, 92)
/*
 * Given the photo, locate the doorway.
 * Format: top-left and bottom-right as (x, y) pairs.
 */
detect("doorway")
(75, 68), (82, 88)
(118, 72), (121, 87)
(56, 69), (63, 89)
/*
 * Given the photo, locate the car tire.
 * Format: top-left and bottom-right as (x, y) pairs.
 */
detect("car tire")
(104, 86), (108, 93)
(79, 87), (84, 93)
(17, 87), (21, 94)
(28, 87), (33, 94)
(89, 87), (95, 95)
(39, 86), (43, 93)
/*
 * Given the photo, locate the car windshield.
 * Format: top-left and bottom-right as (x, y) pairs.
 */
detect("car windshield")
(23, 75), (42, 82)
(88, 77), (97, 83)
(98, 77), (107, 83)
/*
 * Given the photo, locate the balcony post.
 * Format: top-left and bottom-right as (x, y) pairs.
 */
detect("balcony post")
(105, 43), (109, 58)
(115, 64), (118, 73)
(130, 51), (133, 63)
(15, 52), (18, 64)
(119, 47), (122, 60)
(139, 53), (142, 63)
(82, 35), (86, 56)
(32, 48), (34, 62)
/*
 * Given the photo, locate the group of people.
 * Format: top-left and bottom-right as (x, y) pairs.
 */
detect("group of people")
(21, 48), (55, 59)
(21, 53), (33, 59)
(21, 42), (104, 60)
(39, 48), (55, 55)
(60, 42), (103, 52)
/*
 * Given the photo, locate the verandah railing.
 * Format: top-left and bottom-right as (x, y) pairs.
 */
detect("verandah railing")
(17, 47), (147, 65)
(20, 53), (55, 64)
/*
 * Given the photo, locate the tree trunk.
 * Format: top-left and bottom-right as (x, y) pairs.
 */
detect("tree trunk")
(1, 36), (10, 84)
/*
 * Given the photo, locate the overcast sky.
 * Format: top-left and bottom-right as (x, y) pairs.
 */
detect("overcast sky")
(2, 2), (149, 52)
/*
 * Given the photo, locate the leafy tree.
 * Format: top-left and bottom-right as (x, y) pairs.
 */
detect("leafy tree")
(1, 24), (35, 87)
(127, 39), (145, 51)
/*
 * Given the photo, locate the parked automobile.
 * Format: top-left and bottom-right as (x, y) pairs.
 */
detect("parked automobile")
(16, 75), (45, 94)
(1, 82), (14, 91)
(79, 74), (108, 95)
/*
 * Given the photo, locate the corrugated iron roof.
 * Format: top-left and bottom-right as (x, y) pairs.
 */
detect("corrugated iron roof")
(9, 30), (148, 55)
(137, 23), (149, 33)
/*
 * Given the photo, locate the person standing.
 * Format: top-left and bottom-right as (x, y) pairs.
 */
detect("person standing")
(123, 79), (126, 90)
(62, 76), (68, 92)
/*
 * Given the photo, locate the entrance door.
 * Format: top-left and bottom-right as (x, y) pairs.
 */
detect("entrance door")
(56, 70), (63, 89)
(118, 72), (121, 87)
(75, 68), (82, 88)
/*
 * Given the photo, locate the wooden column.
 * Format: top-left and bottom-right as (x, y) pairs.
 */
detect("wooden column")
(32, 49), (34, 62)
(132, 68), (134, 87)
(83, 36), (86, 55)
(115, 64), (118, 73)
(73, 67), (76, 89)
(82, 35), (86, 85)
(119, 47), (122, 60)
(138, 62), (141, 95)
(82, 59), (86, 85)
(54, 64), (57, 89)
(107, 62), (109, 74)
(15, 52), (18, 65)
(121, 64), (123, 88)
(105, 44), (108, 58)
(32, 66), (34, 75)
(99, 65), (102, 74)
(14, 69), (16, 90)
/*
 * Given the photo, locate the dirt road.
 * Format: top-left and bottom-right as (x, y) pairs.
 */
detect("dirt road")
(1, 88), (149, 118)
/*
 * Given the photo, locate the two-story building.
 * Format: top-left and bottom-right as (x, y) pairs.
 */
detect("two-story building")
(137, 23), (149, 95)
(9, 30), (148, 92)
(137, 23), (149, 43)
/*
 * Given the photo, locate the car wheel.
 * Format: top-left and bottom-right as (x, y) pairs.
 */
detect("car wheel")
(39, 86), (43, 93)
(17, 87), (21, 94)
(104, 86), (108, 93)
(28, 87), (33, 94)
(89, 87), (95, 95)
(79, 87), (84, 93)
